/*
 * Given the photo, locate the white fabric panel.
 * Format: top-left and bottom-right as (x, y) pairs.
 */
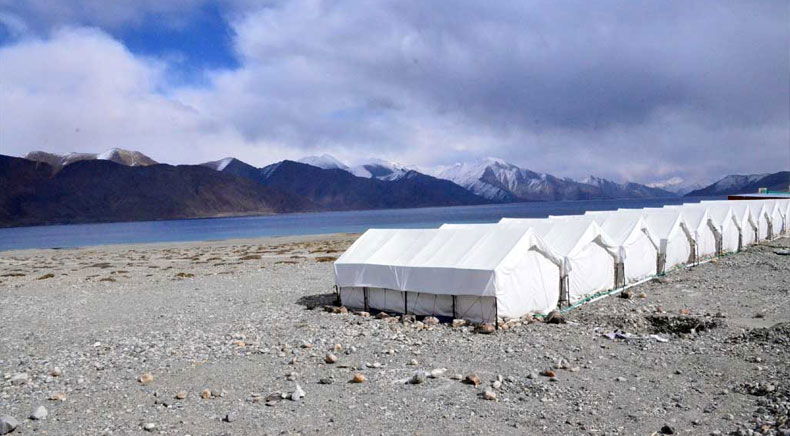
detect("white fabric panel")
(336, 262), (498, 297)
(768, 202), (784, 237)
(367, 287), (406, 314)
(340, 287), (365, 309)
(659, 205), (719, 258)
(495, 249), (560, 316)
(747, 202), (770, 240)
(455, 296), (497, 324)
(623, 235), (657, 282)
(695, 229), (717, 258)
(665, 235), (692, 270)
(566, 243), (615, 302)
(720, 201), (758, 246)
(721, 225), (740, 253)
(611, 209), (693, 268)
(406, 292), (455, 318)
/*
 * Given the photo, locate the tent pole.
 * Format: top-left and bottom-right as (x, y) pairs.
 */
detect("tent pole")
(334, 285), (340, 306)
(452, 296), (457, 319)
(363, 287), (369, 311)
(495, 299), (499, 330)
(404, 291), (408, 315)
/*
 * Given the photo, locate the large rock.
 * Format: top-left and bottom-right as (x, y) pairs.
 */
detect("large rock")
(0, 416), (18, 435)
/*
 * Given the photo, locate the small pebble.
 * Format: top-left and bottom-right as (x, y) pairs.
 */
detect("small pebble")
(139, 373), (154, 385)
(29, 406), (47, 421)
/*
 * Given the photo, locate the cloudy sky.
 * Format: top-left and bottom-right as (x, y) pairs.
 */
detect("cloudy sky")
(0, 0), (788, 186)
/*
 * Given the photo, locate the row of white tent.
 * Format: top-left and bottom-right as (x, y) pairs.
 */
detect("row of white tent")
(333, 199), (789, 324)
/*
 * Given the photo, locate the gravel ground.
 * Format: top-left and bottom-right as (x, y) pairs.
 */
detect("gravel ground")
(0, 234), (788, 436)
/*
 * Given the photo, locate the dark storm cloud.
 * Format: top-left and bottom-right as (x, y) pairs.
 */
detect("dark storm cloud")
(0, 0), (787, 183)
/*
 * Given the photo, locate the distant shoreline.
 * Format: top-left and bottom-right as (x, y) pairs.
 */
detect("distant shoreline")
(0, 232), (359, 256)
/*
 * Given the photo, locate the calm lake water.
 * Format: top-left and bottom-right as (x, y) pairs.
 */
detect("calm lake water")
(0, 197), (720, 251)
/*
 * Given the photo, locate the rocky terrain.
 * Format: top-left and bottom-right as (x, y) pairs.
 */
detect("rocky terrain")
(0, 235), (787, 435)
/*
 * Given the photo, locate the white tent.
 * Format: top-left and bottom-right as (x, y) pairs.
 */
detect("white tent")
(704, 200), (759, 247)
(496, 218), (619, 304)
(659, 205), (720, 259)
(549, 213), (659, 284)
(747, 201), (772, 240)
(682, 202), (740, 253)
(607, 209), (695, 273)
(781, 199), (790, 236)
(333, 226), (563, 323)
(766, 200), (785, 238)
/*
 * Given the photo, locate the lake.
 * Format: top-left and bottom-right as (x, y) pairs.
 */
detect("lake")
(0, 197), (720, 251)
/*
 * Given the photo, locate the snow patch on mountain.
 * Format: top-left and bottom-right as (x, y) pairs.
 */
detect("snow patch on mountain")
(436, 157), (542, 201)
(298, 154), (349, 171)
(647, 176), (708, 195)
(97, 148), (157, 167)
(350, 159), (412, 181)
(202, 157), (236, 171)
(25, 148), (156, 173)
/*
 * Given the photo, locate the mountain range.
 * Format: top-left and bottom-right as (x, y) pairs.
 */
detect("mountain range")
(684, 172), (790, 197)
(0, 154), (316, 227)
(2, 147), (785, 227)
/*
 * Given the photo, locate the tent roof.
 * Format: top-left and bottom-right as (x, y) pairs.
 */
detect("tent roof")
(661, 205), (718, 233)
(548, 213), (654, 246)
(335, 226), (559, 271)
(613, 208), (690, 241)
(685, 202), (736, 230)
(498, 218), (617, 257)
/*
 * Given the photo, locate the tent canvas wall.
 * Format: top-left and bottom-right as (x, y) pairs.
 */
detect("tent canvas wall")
(548, 213), (659, 284)
(659, 205), (721, 258)
(334, 226), (563, 323)
(746, 201), (771, 240)
(766, 201), (785, 237)
(610, 209), (695, 273)
(705, 201), (759, 247)
(781, 200), (790, 236)
(692, 203), (740, 253)
(497, 218), (619, 304)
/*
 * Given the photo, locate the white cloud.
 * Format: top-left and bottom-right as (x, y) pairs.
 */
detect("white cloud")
(0, 1), (787, 183)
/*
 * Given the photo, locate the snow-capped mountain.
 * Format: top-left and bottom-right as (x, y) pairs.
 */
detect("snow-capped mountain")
(435, 157), (675, 201)
(436, 158), (528, 201)
(646, 176), (707, 195)
(297, 154), (349, 171)
(685, 172), (788, 197)
(296, 154), (413, 181)
(350, 159), (412, 181)
(200, 157), (235, 171)
(25, 148), (157, 173)
(581, 175), (677, 199)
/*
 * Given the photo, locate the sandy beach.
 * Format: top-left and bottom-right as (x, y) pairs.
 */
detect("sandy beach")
(0, 234), (788, 435)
